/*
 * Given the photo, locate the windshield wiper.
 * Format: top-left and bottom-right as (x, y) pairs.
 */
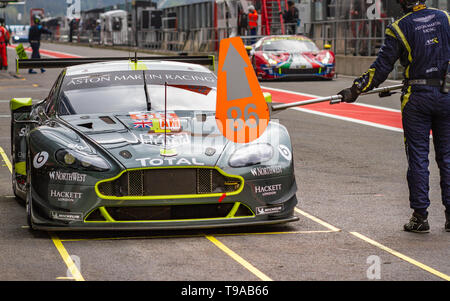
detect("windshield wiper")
(143, 70), (151, 111)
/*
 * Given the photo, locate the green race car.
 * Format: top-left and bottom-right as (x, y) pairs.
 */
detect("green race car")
(11, 57), (299, 230)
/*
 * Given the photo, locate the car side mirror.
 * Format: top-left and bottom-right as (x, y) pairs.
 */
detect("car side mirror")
(10, 98), (38, 123)
(11, 97), (32, 113)
(245, 46), (253, 56)
(263, 92), (272, 104)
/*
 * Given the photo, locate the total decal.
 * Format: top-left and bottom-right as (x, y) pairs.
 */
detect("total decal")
(49, 171), (87, 183)
(129, 112), (181, 133)
(49, 190), (83, 202)
(254, 184), (282, 196)
(136, 157), (205, 167)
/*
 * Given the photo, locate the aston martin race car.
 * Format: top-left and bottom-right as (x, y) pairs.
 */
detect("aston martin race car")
(248, 35), (335, 80)
(11, 56), (299, 230)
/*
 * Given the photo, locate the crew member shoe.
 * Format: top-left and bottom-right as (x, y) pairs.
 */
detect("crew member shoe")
(404, 212), (430, 233)
(40, 68), (46, 73)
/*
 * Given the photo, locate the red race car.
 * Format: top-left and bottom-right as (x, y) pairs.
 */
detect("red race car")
(248, 35), (335, 80)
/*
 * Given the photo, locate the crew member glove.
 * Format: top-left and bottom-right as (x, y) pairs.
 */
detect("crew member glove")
(338, 85), (361, 103)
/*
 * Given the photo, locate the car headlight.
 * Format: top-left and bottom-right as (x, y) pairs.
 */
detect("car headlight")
(321, 52), (332, 64)
(262, 53), (278, 66)
(56, 149), (110, 171)
(229, 143), (274, 167)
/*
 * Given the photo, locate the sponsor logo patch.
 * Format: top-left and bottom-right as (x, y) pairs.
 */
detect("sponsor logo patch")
(413, 14), (435, 23)
(136, 157), (205, 167)
(250, 166), (282, 177)
(254, 184), (282, 196)
(49, 171), (87, 183)
(255, 204), (283, 215)
(139, 132), (189, 147)
(130, 112), (181, 133)
(51, 211), (83, 221)
(50, 190), (83, 202)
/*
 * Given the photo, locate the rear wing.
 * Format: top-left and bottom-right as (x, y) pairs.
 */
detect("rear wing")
(16, 55), (216, 71)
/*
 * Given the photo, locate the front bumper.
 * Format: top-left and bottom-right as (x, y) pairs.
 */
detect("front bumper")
(29, 169), (299, 231)
(257, 64), (335, 80)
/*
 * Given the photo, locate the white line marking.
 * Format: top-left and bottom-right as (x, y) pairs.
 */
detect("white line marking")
(290, 107), (404, 133)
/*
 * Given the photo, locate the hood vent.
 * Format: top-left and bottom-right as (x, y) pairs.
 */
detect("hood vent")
(100, 116), (116, 124)
(77, 122), (93, 129)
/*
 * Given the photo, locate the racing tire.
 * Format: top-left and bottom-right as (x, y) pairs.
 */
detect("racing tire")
(10, 118), (26, 206)
(25, 151), (34, 230)
(26, 191), (33, 229)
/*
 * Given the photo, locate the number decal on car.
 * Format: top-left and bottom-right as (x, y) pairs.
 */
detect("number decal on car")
(33, 151), (49, 169)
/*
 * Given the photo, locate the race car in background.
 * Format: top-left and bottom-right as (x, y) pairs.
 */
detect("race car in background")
(11, 56), (299, 230)
(248, 35), (335, 80)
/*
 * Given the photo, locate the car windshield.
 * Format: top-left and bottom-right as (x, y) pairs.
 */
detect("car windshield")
(58, 70), (217, 115)
(261, 39), (319, 52)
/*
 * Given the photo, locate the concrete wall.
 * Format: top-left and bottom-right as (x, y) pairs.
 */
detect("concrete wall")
(335, 55), (403, 80)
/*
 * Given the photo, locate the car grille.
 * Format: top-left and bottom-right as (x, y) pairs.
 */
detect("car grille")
(85, 203), (254, 222)
(97, 168), (242, 198)
(276, 67), (321, 75)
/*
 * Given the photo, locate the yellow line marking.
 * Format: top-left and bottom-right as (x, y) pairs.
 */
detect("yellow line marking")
(59, 230), (335, 242)
(0, 147), (12, 173)
(0, 148), (85, 281)
(56, 276), (75, 280)
(350, 231), (450, 281)
(205, 235), (273, 281)
(295, 208), (341, 232)
(50, 233), (85, 281)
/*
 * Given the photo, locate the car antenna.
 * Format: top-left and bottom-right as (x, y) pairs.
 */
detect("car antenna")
(143, 70), (151, 111)
(164, 81), (168, 151)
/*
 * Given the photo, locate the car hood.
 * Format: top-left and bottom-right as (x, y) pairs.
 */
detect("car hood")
(59, 112), (229, 169)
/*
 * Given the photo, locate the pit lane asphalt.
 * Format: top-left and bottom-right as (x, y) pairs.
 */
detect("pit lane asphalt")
(0, 42), (448, 281)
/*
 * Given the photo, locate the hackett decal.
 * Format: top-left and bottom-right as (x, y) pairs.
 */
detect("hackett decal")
(254, 184), (282, 196)
(50, 190), (83, 202)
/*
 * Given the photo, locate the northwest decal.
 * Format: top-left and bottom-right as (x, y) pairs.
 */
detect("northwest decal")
(250, 166), (282, 177)
(216, 37), (270, 143)
(130, 112), (181, 132)
(49, 171), (86, 183)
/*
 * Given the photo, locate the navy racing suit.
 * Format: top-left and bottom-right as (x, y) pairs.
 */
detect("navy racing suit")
(353, 5), (450, 216)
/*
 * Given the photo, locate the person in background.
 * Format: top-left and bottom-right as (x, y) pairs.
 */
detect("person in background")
(283, 0), (300, 34)
(0, 18), (10, 70)
(28, 16), (51, 74)
(248, 5), (258, 43)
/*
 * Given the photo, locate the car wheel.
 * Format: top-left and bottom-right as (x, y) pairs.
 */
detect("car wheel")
(25, 152), (34, 229)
